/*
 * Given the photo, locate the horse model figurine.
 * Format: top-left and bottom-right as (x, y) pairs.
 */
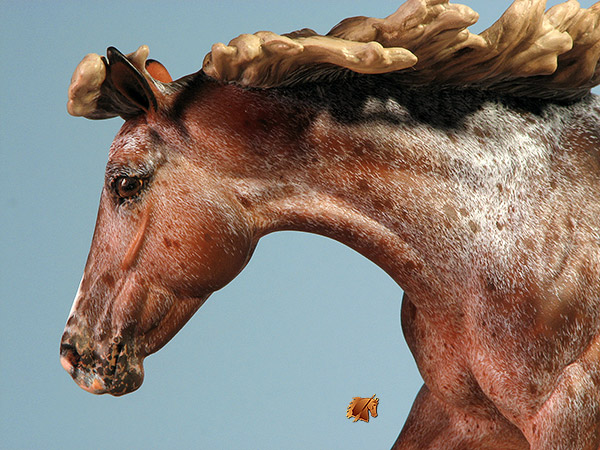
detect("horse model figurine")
(60, 0), (600, 448)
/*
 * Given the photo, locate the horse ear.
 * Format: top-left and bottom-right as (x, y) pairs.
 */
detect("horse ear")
(146, 59), (173, 83)
(67, 45), (168, 120)
(106, 47), (158, 117)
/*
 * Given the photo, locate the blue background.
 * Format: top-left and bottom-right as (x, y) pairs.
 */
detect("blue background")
(1, 1), (597, 449)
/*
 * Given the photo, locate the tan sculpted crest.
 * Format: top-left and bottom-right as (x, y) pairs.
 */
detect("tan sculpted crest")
(68, 0), (600, 118)
(203, 0), (600, 99)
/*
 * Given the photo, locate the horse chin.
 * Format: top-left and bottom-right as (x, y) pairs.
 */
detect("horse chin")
(103, 362), (145, 397)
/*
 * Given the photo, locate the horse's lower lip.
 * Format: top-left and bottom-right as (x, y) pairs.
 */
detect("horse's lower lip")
(78, 375), (108, 394)
(60, 351), (144, 396)
(66, 364), (143, 396)
(61, 361), (109, 395)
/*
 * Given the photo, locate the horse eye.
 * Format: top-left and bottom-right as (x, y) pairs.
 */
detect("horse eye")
(115, 176), (144, 199)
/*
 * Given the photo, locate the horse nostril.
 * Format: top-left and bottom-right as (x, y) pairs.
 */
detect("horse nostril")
(60, 343), (81, 372)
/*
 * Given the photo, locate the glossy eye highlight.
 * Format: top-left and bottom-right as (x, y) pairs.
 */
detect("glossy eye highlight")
(114, 176), (144, 199)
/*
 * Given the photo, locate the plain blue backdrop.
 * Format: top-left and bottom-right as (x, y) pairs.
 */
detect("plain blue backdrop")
(1, 1), (597, 449)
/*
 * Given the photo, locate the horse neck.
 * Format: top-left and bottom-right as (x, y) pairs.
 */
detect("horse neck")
(188, 81), (598, 300)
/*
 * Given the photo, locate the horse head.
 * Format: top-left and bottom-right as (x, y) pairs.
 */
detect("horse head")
(60, 47), (256, 395)
(368, 396), (379, 418)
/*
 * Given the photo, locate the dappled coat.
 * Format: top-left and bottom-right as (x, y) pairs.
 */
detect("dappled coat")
(61, 1), (600, 449)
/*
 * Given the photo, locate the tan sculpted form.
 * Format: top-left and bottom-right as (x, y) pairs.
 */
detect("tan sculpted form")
(69, 0), (600, 114)
(62, 1), (600, 449)
(202, 0), (600, 97)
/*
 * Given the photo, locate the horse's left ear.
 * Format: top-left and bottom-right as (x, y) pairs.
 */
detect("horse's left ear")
(67, 45), (170, 120)
(106, 46), (158, 117)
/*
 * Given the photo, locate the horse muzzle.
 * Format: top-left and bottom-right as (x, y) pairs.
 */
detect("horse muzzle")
(60, 332), (144, 396)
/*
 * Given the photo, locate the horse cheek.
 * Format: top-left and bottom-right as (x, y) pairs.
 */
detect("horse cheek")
(155, 217), (248, 295)
(189, 226), (250, 292)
